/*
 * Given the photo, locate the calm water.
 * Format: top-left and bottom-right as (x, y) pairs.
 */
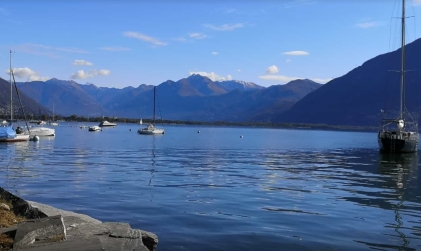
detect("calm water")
(0, 123), (420, 251)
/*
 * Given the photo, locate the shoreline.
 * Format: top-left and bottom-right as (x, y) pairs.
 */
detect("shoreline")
(0, 187), (158, 251)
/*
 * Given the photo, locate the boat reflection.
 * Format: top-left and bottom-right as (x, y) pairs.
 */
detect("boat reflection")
(357, 153), (419, 250)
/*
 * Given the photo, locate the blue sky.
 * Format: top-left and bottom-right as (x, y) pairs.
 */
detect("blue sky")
(1, 0), (421, 88)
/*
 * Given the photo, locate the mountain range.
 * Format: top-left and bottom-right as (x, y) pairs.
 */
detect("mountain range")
(3, 37), (421, 126)
(10, 75), (320, 122)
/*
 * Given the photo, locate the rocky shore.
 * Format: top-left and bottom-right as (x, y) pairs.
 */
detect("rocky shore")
(0, 187), (158, 251)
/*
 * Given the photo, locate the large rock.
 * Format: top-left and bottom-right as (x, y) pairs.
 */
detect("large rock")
(13, 215), (66, 249)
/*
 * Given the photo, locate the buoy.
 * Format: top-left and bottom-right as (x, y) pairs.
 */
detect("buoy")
(32, 136), (40, 141)
(240, 135), (243, 138)
(197, 130), (200, 133)
(129, 129), (132, 131)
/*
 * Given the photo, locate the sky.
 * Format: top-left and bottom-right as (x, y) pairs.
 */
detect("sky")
(1, 0), (421, 89)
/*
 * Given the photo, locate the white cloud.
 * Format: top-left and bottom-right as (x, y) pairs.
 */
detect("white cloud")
(189, 71), (232, 81)
(100, 46), (131, 51)
(286, 59), (292, 63)
(189, 33), (208, 39)
(211, 51), (218, 55)
(259, 74), (331, 84)
(123, 31), (167, 46)
(72, 60), (93, 66)
(282, 51), (309, 56)
(265, 65), (279, 74)
(237, 69), (241, 72)
(356, 21), (381, 28)
(5, 67), (49, 82)
(28, 75), (50, 82)
(6, 67), (36, 78)
(70, 69), (111, 80)
(203, 23), (245, 31)
(414, 0), (421, 6)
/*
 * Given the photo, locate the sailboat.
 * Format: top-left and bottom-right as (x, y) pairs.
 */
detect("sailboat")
(138, 86), (164, 135)
(139, 119), (143, 125)
(0, 51), (30, 142)
(378, 0), (419, 153)
(49, 103), (59, 126)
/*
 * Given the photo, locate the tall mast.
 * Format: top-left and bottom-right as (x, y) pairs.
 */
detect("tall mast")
(400, 0), (406, 120)
(153, 86), (156, 125)
(9, 50), (13, 122)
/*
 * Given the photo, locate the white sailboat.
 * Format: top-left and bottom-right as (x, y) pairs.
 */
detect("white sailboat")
(0, 50), (30, 142)
(139, 119), (143, 125)
(49, 103), (59, 126)
(138, 86), (164, 135)
(378, 0), (419, 153)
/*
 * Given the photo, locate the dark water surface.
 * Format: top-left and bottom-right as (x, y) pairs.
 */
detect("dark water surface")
(1, 123), (420, 251)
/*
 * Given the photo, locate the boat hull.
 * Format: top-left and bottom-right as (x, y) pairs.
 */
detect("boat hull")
(29, 127), (55, 136)
(89, 126), (101, 131)
(0, 134), (30, 142)
(138, 129), (164, 135)
(378, 137), (418, 153)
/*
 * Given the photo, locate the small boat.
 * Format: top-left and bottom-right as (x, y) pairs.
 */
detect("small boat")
(139, 119), (143, 125)
(37, 120), (47, 126)
(89, 126), (101, 132)
(138, 86), (165, 135)
(99, 120), (117, 127)
(378, 0), (419, 153)
(29, 127), (55, 136)
(0, 51), (30, 143)
(49, 103), (59, 126)
(1, 120), (7, 125)
(0, 125), (29, 142)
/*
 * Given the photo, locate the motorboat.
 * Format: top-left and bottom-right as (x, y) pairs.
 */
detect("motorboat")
(89, 126), (101, 132)
(29, 127), (55, 136)
(99, 120), (117, 127)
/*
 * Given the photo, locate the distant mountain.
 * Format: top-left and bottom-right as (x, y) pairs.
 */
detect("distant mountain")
(216, 80), (265, 92)
(280, 38), (421, 126)
(0, 77), (49, 118)
(18, 78), (103, 116)
(15, 74), (321, 121)
(110, 77), (322, 121)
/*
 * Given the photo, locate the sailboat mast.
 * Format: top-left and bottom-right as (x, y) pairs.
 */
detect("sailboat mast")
(153, 86), (156, 124)
(9, 50), (13, 122)
(400, 0), (406, 120)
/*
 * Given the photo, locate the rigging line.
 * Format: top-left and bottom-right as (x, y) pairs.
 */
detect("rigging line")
(156, 89), (164, 128)
(11, 70), (30, 134)
(411, 0), (417, 42)
(389, 0), (399, 52)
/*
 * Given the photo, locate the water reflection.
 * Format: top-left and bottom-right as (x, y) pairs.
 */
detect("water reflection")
(149, 137), (156, 187)
(357, 153), (420, 251)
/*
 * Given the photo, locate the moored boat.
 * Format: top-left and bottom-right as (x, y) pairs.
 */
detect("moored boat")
(378, 0), (419, 153)
(99, 120), (117, 127)
(138, 86), (164, 135)
(89, 126), (102, 132)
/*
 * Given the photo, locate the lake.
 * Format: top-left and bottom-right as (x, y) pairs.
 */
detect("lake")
(0, 123), (420, 251)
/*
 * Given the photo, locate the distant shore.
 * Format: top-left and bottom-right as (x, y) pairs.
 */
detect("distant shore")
(0, 116), (379, 133)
